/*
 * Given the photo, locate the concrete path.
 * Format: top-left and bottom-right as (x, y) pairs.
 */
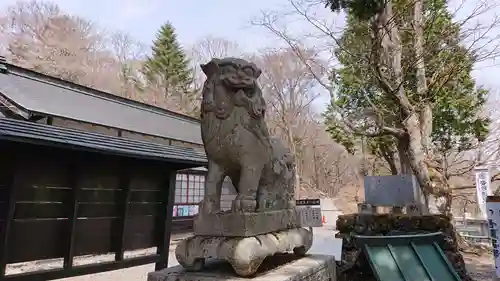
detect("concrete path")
(50, 227), (340, 281)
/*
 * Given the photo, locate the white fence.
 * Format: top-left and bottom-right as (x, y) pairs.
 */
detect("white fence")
(454, 217), (491, 246)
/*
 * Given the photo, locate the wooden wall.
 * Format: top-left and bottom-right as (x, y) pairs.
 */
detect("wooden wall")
(30, 116), (238, 231)
(47, 117), (236, 213)
(0, 142), (174, 264)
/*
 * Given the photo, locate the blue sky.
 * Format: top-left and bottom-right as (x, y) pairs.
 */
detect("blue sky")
(1, 0), (499, 104)
(2, 0), (289, 52)
(0, 0), (337, 108)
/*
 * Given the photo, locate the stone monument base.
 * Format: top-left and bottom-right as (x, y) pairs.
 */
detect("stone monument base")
(174, 227), (313, 277)
(193, 209), (302, 237)
(148, 254), (336, 281)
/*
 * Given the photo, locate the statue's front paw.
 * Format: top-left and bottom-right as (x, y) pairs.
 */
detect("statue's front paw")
(231, 199), (257, 213)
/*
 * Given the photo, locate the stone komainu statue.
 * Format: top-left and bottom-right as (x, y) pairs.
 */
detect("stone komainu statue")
(199, 57), (296, 214)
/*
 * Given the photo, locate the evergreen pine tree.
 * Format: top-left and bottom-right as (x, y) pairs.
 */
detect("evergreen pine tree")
(144, 22), (192, 99)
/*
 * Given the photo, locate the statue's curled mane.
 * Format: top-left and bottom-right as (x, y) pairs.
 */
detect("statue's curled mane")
(200, 58), (266, 121)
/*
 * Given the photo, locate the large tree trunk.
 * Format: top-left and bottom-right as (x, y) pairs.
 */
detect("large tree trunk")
(414, 0), (452, 213)
(397, 138), (412, 174)
(419, 105), (433, 155)
(405, 115), (439, 193)
(414, 0), (433, 159)
(413, 0), (427, 97)
(405, 113), (452, 214)
(371, 0), (450, 210)
(379, 143), (399, 175)
(403, 115), (439, 213)
(375, 1), (431, 188)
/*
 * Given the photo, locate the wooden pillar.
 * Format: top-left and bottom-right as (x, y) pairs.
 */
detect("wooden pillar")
(155, 168), (176, 271)
(63, 159), (81, 269)
(115, 160), (132, 261)
(0, 149), (17, 277)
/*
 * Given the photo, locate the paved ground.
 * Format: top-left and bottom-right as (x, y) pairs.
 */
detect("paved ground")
(8, 227), (497, 280)
(48, 227), (341, 281)
(463, 254), (497, 281)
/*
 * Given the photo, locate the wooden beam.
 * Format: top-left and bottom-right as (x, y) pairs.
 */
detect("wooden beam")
(5, 254), (160, 281)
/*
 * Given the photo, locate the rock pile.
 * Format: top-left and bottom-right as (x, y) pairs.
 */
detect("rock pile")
(335, 213), (474, 281)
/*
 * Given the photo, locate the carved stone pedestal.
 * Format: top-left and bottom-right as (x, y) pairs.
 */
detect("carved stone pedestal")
(174, 227), (313, 277)
(149, 254), (336, 281)
(193, 209), (302, 237)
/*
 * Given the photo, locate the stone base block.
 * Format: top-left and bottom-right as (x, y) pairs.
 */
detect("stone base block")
(148, 254), (336, 281)
(193, 209), (301, 237)
(174, 227), (313, 277)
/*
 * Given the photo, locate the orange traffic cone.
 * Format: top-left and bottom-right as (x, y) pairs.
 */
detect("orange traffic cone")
(322, 215), (326, 224)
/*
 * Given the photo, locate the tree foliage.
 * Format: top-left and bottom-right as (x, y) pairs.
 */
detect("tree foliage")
(143, 22), (192, 99)
(325, 0), (384, 20)
(324, 0), (490, 174)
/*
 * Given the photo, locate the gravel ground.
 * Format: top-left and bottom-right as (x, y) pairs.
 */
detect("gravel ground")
(6, 233), (192, 281)
(6, 228), (498, 281)
(463, 253), (497, 281)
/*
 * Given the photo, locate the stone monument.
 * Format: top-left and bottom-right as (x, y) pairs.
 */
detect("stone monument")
(174, 58), (314, 277)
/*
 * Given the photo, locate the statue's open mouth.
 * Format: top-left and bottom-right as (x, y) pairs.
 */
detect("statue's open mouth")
(222, 75), (255, 90)
(231, 83), (254, 89)
(228, 83), (255, 99)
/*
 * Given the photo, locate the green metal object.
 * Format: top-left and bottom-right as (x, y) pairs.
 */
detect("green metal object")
(354, 232), (462, 281)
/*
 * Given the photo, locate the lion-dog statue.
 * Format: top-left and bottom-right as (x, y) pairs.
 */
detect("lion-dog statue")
(199, 57), (296, 214)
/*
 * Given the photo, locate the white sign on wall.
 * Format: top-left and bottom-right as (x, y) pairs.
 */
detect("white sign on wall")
(475, 167), (492, 218)
(486, 196), (500, 277)
(296, 199), (323, 227)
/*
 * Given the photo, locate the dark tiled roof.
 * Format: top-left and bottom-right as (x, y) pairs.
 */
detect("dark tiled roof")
(0, 61), (202, 144)
(0, 117), (207, 166)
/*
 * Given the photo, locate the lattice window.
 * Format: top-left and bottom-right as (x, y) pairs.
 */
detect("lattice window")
(173, 172), (205, 217)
